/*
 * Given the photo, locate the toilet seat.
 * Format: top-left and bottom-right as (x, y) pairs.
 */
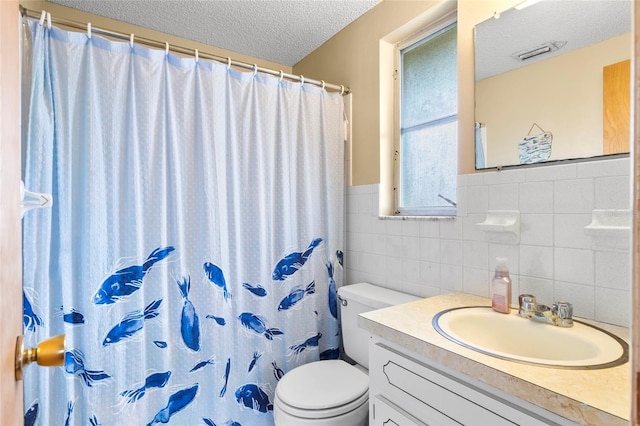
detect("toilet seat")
(275, 360), (368, 419)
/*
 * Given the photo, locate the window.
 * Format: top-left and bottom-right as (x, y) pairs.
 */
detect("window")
(395, 19), (457, 216)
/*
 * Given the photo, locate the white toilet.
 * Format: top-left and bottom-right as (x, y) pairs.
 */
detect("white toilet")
(273, 282), (419, 425)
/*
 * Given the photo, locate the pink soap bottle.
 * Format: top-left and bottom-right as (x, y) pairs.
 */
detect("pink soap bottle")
(491, 257), (512, 314)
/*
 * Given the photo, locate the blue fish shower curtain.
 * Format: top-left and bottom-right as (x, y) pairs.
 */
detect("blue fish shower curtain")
(22, 18), (344, 426)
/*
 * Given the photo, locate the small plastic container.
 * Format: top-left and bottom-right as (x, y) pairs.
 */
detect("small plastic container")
(491, 257), (512, 314)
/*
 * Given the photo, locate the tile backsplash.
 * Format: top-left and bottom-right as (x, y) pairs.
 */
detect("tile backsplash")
(345, 158), (631, 327)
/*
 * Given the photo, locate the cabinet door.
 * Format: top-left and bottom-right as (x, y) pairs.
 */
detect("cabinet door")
(371, 342), (570, 426)
(372, 395), (430, 426)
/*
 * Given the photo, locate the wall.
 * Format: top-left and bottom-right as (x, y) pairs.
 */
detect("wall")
(294, 1), (447, 184)
(21, 0), (632, 328)
(477, 33), (630, 168)
(345, 157), (631, 327)
(294, 0), (522, 183)
(297, 0), (632, 328)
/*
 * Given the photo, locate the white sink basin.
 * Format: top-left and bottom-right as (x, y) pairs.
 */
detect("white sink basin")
(433, 306), (628, 369)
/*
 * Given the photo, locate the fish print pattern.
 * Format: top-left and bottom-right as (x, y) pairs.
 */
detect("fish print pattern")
(336, 250), (344, 267)
(248, 351), (261, 373)
(103, 299), (162, 346)
(238, 312), (284, 340)
(203, 420), (241, 426)
(271, 361), (284, 381)
(242, 282), (267, 297)
(204, 262), (232, 300)
(320, 347), (340, 360)
(326, 262), (338, 319)
(289, 333), (322, 356)
(23, 291), (43, 332)
(120, 371), (171, 403)
(272, 238), (323, 281)
(277, 281), (315, 311)
(59, 306), (85, 325)
(63, 400), (74, 426)
(89, 414), (101, 426)
(190, 358), (215, 373)
(24, 400), (38, 426)
(93, 246), (174, 305)
(235, 384), (273, 413)
(23, 20), (349, 422)
(177, 276), (200, 352)
(24, 237), (341, 424)
(220, 358), (231, 397)
(147, 383), (199, 425)
(64, 349), (111, 387)
(206, 315), (226, 326)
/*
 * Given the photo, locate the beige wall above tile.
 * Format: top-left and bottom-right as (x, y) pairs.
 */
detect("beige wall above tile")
(294, 0), (523, 185)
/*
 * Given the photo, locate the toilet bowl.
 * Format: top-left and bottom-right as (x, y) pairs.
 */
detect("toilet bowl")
(273, 359), (369, 425)
(273, 283), (419, 426)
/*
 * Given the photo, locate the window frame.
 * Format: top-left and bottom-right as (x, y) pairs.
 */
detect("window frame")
(393, 13), (458, 217)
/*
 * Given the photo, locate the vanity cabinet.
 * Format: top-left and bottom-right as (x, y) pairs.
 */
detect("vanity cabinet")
(369, 339), (579, 426)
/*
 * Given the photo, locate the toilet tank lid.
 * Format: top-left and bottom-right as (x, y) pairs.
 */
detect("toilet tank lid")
(337, 283), (420, 310)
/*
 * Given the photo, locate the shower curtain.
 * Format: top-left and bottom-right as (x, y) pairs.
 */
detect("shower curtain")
(22, 18), (344, 426)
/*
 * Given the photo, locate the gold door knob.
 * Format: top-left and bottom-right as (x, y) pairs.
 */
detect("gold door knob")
(15, 334), (65, 381)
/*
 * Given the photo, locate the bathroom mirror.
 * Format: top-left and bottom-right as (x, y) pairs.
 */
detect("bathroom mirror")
(474, 0), (631, 169)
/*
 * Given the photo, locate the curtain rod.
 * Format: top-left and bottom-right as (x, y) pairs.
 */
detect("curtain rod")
(20, 6), (351, 95)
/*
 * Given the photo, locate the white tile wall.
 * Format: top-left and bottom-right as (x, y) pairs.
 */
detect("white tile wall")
(344, 157), (631, 327)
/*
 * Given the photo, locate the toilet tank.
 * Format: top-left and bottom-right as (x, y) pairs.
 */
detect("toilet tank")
(338, 283), (419, 369)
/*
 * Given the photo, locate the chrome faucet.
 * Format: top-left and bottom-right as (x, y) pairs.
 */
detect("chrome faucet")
(518, 294), (573, 328)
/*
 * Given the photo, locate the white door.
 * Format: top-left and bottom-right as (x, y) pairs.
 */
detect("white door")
(0, 0), (25, 423)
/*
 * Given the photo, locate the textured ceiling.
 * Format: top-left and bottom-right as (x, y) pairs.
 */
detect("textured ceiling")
(475, 0), (631, 81)
(47, 0), (378, 67)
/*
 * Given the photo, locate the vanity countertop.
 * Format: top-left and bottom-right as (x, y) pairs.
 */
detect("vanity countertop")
(358, 292), (629, 425)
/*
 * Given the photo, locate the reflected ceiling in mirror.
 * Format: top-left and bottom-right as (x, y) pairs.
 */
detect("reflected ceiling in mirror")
(474, 0), (631, 170)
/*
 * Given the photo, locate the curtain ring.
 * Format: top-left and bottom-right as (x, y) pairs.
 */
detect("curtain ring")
(340, 85), (345, 96)
(46, 12), (51, 29)
(165, 42), (169, 55)
(38, 10), (45, 26)
(227, 57), (232, 70)
(253, 64), (258, 76)
(87, 22), (91, 39)
(300, 75), (305, 86)
(129, 33), (134, 47)
(279, 70), (284, 81)
(194, 49), (199, 62)
(321, 80), (326, 90)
